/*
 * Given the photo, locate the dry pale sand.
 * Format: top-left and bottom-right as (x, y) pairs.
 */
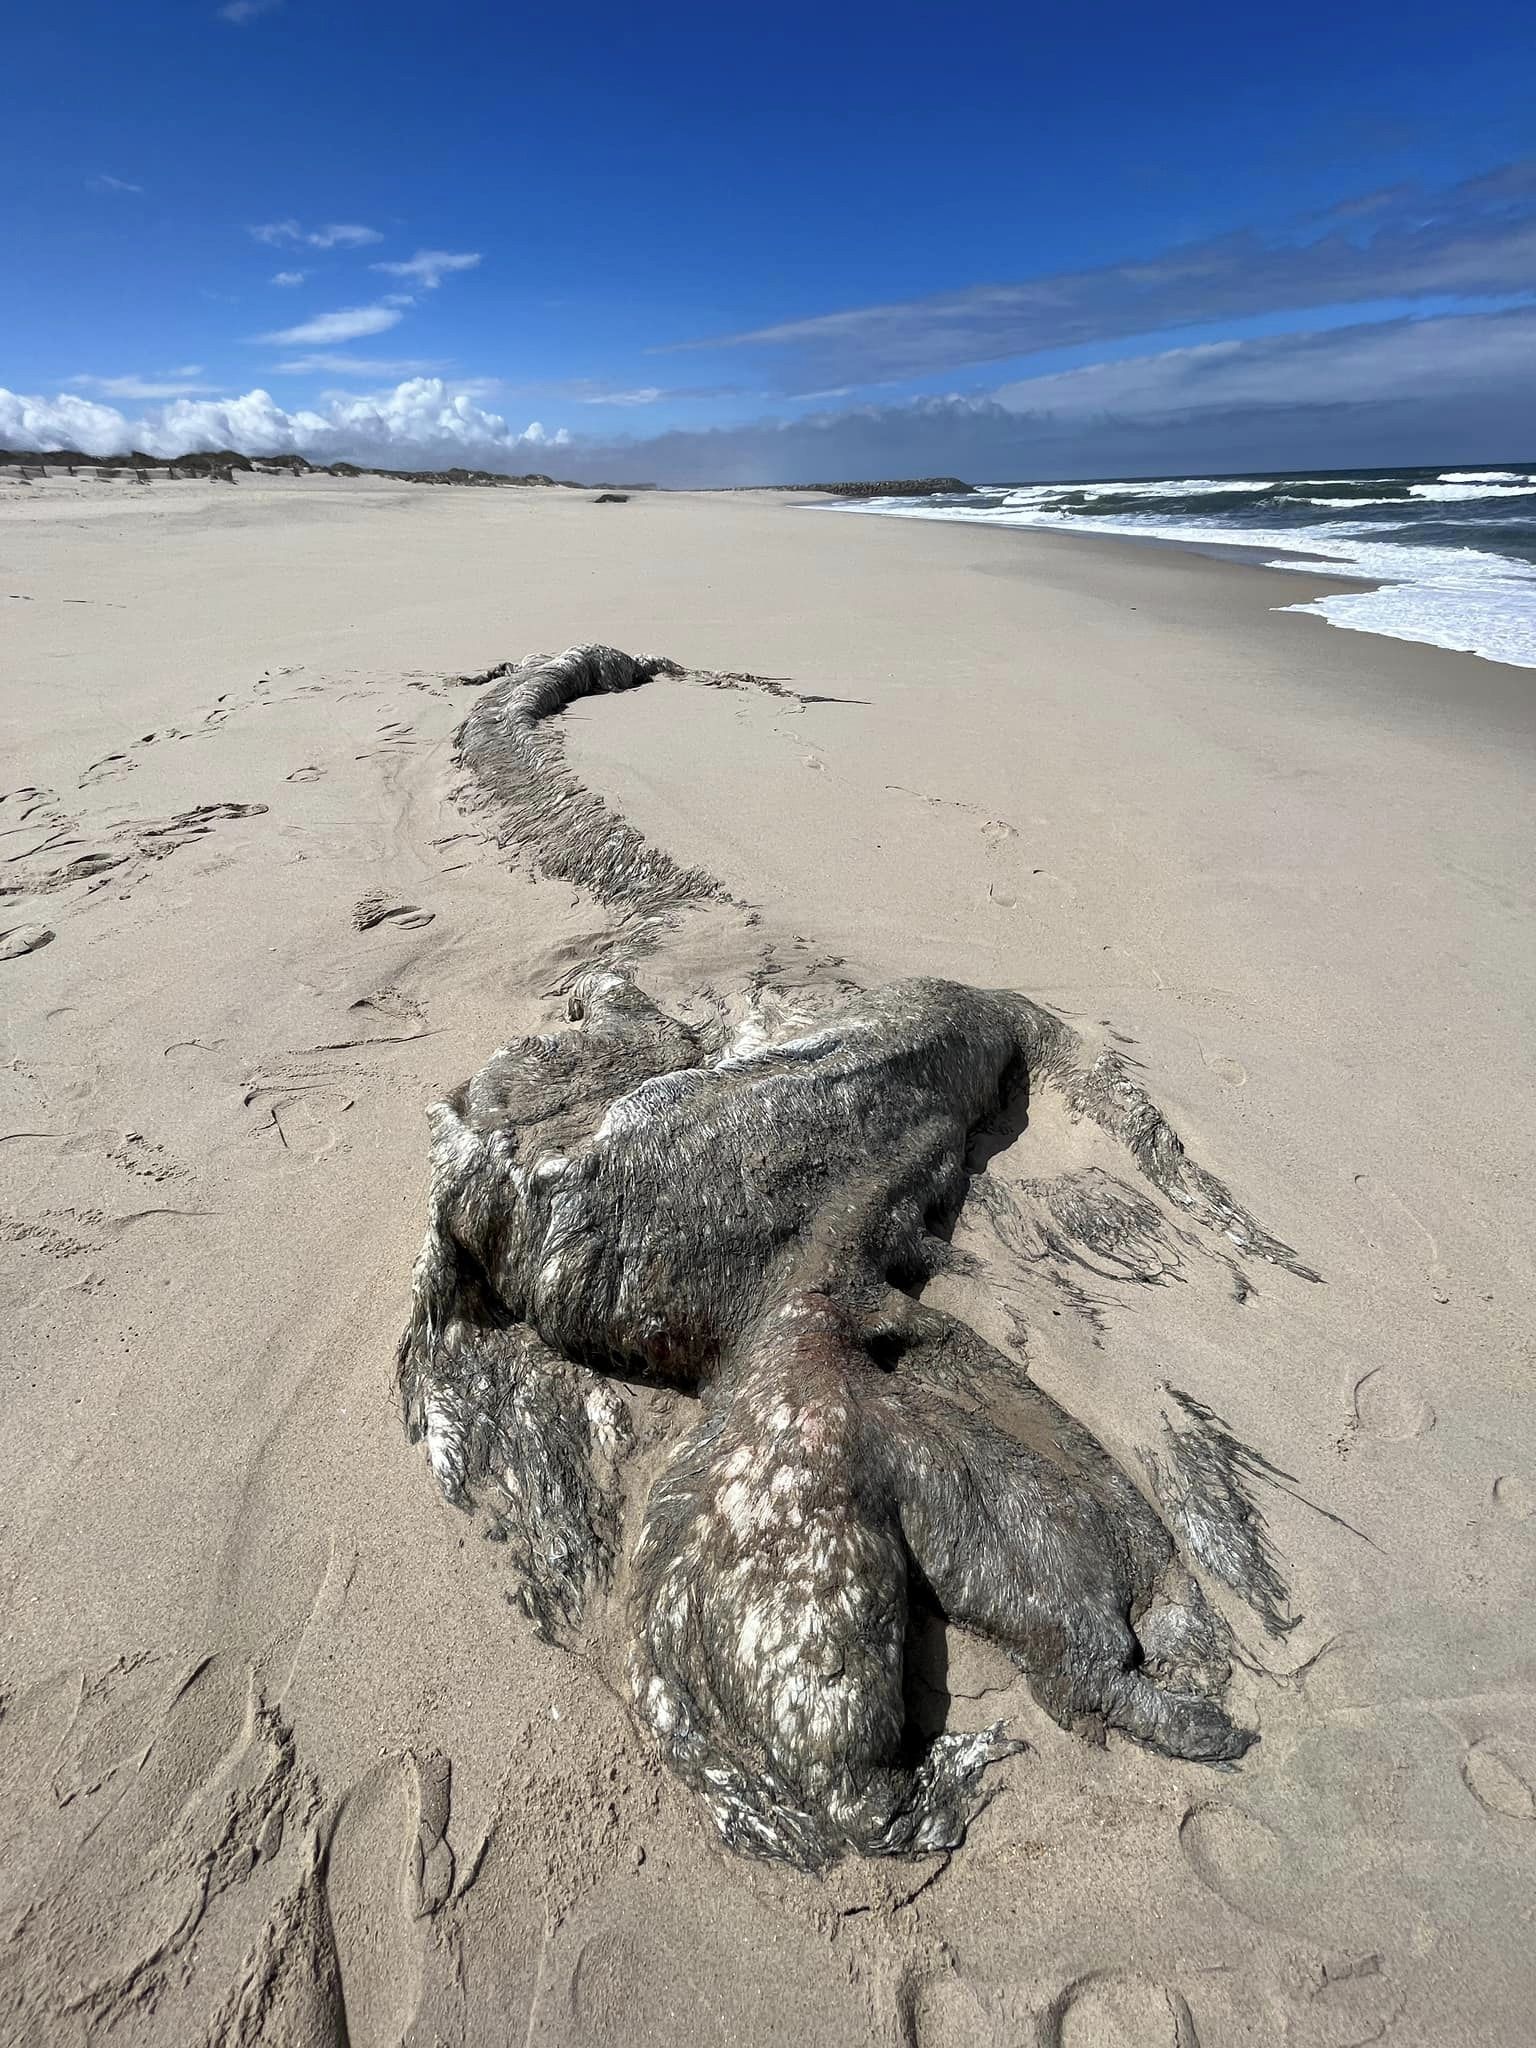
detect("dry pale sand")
(1, 471), (1533, 2047)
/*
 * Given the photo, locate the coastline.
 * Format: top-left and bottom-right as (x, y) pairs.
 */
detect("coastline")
(834, 480), (1536, 674)
(3, 474), (1533, 2045)
(802, 491), (1536, 732)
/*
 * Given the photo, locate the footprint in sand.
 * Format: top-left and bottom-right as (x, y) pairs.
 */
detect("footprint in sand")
(1352, 1170), (1443, 1275)
(1491, 1473), (1533, 1521)
(1199, 1042), (1248, 1087)
(324, 1756), (443, 2047)
(28, 1650), (166, 1819)
(287, 764), (325, 783)
(102, 1130), (190, 1184)
(2, 1651), (324, 2036)
(1179, 1803), (1303, 1935)
(1183, 1787), (1407, 2005)
(1041, 1972), (1200, 2048)
(206, 1852), (346, 2048)
(1460, 1737), (1536, 1822)
(249, 1086), (354, 1161)
(568, 1927), (650, 2040)
(9, 802), (267, 907)
(2, 1210), (102, 1260)
(1283, 1956), (1405, 2048)
(312, 989), (430, 1048)
(902, 1970), (1001, 2047)
(1029, 866), (1080, 903)
(401, 1749), (455, 1918)
(544, 1879), (869, 2047)
(0, 1663), (98, 1827)
(1351, 1365), (1436, 1442)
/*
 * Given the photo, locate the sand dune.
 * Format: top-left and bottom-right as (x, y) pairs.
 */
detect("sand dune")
(2, 471), (1533, 2045)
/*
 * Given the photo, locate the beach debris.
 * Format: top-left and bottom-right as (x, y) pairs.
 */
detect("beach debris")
(0, 922), (54, 960)
(397, 644), (1319, 1868)
(451, 645), (732, 924)
(1, 799), (268, 904)
(352, 890), (434, 932)
(400, 964), (1299, 1866)
(1143, 1387), (1301, 1637)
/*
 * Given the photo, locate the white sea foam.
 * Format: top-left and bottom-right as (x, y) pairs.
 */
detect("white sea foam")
(852, 496), (1536, 670)
(1285, 495), (1415, 507)
(1439, 470), (1528, 484)
(1000, 477), (1280, 506)
(1408, 481), (1536, 501)
(1268, 483), (1535, 507)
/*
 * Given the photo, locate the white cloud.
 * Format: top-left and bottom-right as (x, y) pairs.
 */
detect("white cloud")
(0, 390), (155, 454)
(576, 387), (665, 407)
(669, 158), (1536, 383)
(257, 304), (405, 345)
(0, 378), (570, 468)
(87, 174), (143, 195)
(309, 224), (384, 250)
(67, 373), (218, 400)
(12, 306), (1536, 483)
(220, 0), (282, 19)
(250, 221), (383, 250)
(992, 305), (1536, 422)
(271, 354), (445, 376)
(271, 270), (306, 287)
(371, 250), (481, 290)
(489, 376), (750, 407)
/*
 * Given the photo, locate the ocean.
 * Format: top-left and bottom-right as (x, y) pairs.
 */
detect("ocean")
(849, 465), (1536, 671)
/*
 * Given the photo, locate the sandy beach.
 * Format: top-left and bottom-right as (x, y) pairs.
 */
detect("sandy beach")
(2, 472), (1533, 2046)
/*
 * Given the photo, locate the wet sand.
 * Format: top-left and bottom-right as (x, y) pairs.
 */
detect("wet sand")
(2, 471), (1533, 2045)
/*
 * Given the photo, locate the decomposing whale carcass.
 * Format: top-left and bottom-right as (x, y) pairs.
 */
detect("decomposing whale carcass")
(397, 647), (1316, 1868)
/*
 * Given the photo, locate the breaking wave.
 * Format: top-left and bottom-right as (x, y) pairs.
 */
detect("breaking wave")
(850, 464), (1536, 670)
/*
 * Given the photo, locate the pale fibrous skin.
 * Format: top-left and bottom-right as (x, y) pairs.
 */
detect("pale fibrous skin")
(397, 647), (1316, 1867)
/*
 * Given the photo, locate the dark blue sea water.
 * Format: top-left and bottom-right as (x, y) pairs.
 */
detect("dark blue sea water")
(853, 465), (1536, 669)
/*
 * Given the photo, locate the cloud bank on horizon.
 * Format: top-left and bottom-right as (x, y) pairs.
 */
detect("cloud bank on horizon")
(7, 304), (1536, 487)
(667, 162), (1536, 385)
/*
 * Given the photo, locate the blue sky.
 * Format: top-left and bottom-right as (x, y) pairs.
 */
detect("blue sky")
(3, 0), (1535, 481)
